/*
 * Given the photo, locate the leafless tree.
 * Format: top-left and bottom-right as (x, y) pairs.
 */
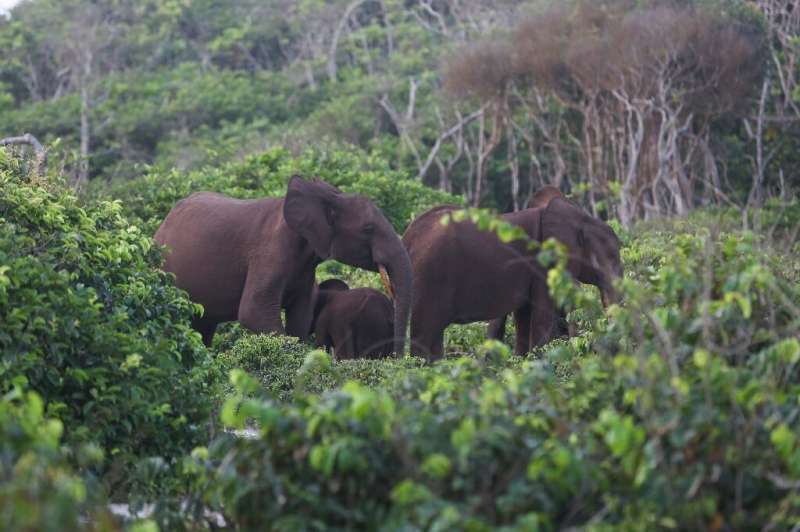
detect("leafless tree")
(443, 1), (762, 222)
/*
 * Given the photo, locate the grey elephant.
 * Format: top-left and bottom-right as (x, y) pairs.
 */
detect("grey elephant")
(154, 176), (412, 353)
(487, 185), (572, 343)
(403, 193), (622, 360)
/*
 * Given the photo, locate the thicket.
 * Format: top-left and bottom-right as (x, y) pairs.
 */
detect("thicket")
(0, 151), (222, 488)
(97, 146), (460, 236)
(216, 330), (426, 401)
(2, 138), (800, 528)
(0, 4), (796, 527)
(0, 388), (116, 531)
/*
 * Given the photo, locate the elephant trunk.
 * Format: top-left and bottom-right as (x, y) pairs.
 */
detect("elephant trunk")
(599, 277), (621, 308)
(375, 243), (412, 356)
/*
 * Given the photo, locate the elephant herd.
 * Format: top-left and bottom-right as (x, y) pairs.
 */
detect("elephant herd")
(155, 176), (622, 361)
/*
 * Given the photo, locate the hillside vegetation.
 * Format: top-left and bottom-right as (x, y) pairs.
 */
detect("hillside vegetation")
(1, 0), (798, 217)
(1, 0), (800, 530)
(2, 146), (800, 529)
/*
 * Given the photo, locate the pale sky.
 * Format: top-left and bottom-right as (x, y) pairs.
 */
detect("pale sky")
(0, 0), (21, 15)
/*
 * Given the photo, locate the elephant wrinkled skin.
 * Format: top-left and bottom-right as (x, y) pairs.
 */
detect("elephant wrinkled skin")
(154, 176), (412, 353)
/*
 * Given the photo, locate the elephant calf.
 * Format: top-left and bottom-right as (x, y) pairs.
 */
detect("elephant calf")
(311, 279), (394, 359)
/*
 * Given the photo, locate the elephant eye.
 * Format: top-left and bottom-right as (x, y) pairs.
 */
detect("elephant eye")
(363, 223), (375, 235)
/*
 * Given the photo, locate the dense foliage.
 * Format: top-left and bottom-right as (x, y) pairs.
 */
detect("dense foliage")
(0, 151), (220, 479)
(1, 147), (799, 529)
(0, 1), (798, 526)
(216, 329), (426, 402)
(96, 145), (460, 235)
(0, 388), (115, 531)
(1, 0), (796, 216)
(161, 206), (800, 530)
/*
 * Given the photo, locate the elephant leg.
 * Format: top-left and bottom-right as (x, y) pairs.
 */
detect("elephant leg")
(192, 317), (218, 347)
(513, 305), (531, 356)
(487, 315), (507, 342)
(410, 298), (448, 361)
(529, 296), (558, 349)
(364, 332), (393, 359)
(284, 270), (316, 339)
(410, 319), (445, 362)
(313, 312), (334, 351)
(285, 299), (313, 340)
(335, 329), (356, 360)
(238, 276), (285, 335)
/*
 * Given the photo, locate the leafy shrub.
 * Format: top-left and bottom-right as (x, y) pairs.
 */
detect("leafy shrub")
(0, 155), (221, 476)
(331, 356), (426, 390)
(96, 146), (461, 235)
(217, 334), (311, 402)
(217, 332), (427, 401)
(0, 388), (115, 531)
(444, 322), (494, 357)
(172, 209), (800, 530)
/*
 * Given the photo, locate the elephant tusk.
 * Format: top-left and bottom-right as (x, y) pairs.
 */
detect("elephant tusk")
(379, 265), (394, 301)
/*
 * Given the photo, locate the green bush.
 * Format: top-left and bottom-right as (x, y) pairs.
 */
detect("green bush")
(0, 153), (221, 476)
(444, 322), (494, 357)
(217, 331), (427, 402)
(217, 333), (312, 402)
(0, 388), (115, 531)
(172, 211), (800, 530)
(96, 145), (461, 235)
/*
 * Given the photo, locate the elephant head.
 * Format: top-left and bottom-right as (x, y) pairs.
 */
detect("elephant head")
(283, 176), (412, 355)
(527, 185), (564, 209)
(311, 278), (350, 332)
(318, 278), (350, 292)
(541, 197), (623, 306)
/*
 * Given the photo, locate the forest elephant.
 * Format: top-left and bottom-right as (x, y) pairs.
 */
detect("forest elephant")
(311, 279), (395, 359)
(487, 185), (571, 342)
(154, 176), (412, 353)
(403, 196), (622, 360)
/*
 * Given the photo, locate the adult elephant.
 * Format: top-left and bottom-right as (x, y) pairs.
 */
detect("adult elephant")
(154, 176), (412, 354)
(311, 279), (394, 359)
(487, 185), (571, 342)
(403, 196), (621, 360)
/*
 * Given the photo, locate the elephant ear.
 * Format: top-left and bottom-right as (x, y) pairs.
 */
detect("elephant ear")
(284, 176), (341, 259)
(319, 279), (349, 292)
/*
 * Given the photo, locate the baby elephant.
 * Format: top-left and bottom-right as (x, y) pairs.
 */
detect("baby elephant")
(311, 279), (395, 359)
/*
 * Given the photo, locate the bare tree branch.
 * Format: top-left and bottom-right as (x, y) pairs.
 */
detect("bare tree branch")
(0, 134), (48, 177)
(417, 105), (486, 180)
(327, 0), (370, 81)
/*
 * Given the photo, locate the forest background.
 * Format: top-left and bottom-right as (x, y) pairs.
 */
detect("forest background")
(2, 0), (800, 529)
(1, 0), (797, 221)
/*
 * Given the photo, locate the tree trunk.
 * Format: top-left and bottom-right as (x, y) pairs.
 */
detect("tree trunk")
(328, 0), (367, 81)
(76, 51), (93, 191)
